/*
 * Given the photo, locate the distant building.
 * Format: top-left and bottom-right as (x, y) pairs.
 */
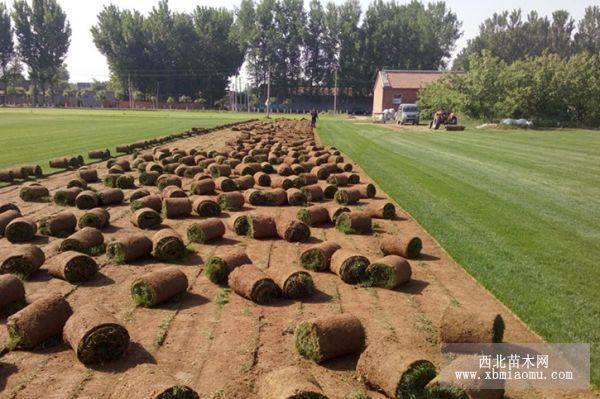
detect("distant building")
(372, 70), (443, 115)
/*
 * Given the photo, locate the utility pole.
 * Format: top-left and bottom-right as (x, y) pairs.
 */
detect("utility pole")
(333, 68), (338, 114)
(128, 74), (132, 109)
(266, 67), (271, 118)
(247, 84), (250, 112)
(155, 81), (159, 109)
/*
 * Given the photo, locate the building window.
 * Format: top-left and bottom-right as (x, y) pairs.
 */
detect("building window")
(392, 94), (402, 105)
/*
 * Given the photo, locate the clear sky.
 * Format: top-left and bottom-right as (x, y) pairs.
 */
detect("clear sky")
(1, 0), (597, 82)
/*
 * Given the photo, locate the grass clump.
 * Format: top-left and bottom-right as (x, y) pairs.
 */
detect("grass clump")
(294, 322), (321, 362)
(397, 361), (437, 399)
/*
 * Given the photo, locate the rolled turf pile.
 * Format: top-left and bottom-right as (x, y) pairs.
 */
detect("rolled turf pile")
(107, 233), (153, 264)
(162, 198), (192, 218)
(330, 249), (369, 284)
(355, 183), (376, 198)
(5, 217), (37, 243)
(0, 202), (20, 213)
(440, 306), (505, 344)
(364, 255), (412, 289)
(22, 165), (42, 177)
(7, 293), (73, 349)
(318, 182), (338, 199)
(357, 336), (436, 399)
(0, 209), (22, 236)
(205, 249), (252, 284)
(190, 179), (216, 195)
(59, 227), (104, 255)
(78, 208), (110, 229)
(131, 207), (162, 229)
(187, 219), (225, 243)
(19, 184), (50, 202)
(294, 314), (365, 363)
(380, 234), (423, 259)
(297, 205), (330, 226)
(0, 169), (13, 182)
(327, 173), (349, 186)
(215, 176), (237, 192)
(264, 188), (287, 206)
(75, 190), (99, 210)
(233, 215), (277, 238)
(286, 188), (307, 206)
(131, 194), (162, 212)
(217, 191), (245, 211)
(67, 178), (87, 189)
(0, 274), (26, 313)
(54, 187), (83, 206)
(0, 244), (45, 278)
(39, 211), (77, 237)
(228, 264), (280, 304)
(276, 217), (311, 242)
(299, 242), (341, 272)
(233, 175), (255, 190)
(254, 172), (271, 187)
(267, 265), (314, 299)
(131, 267), (188, 307)
(334, 188), (361, 205)
(116, 174), (135, 189)
(244, 188), (268, 206)
(162, 185), (187, 198)
(63, 304), (130, 365)
(129, 188), (150, 201)
(49, 158), (69, 169)
(109, 364), (200, 399)
(301, 184), (324, 202)
(258, 366), (327, 399)
(335, 211), (372, 234)
(270, 175), (292, 190)
(139, 171), (160, 186)
(78, 168), (98, 183)
(46, 251), (99, 283)
(365, 201), (396, 220)
(103, 173), (120, 188)
(99, 188), (124, 206)
(152, 229), (186, 262)
(192, 196), (221, 217)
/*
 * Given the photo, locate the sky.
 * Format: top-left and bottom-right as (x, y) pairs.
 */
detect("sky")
(1, 0), (597, 83)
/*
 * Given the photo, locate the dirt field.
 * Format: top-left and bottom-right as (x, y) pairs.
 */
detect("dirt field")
(0, 121), (595, 399)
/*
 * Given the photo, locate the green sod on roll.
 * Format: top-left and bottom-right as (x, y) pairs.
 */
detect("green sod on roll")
(0, 244), (45, 278)
(330, 249), (369, 284)
(78, 208), (110, 229)
(46, 251), (98, 283)
(204, 248), (251, 284)
(131, 207), (162, 229)
(4, 217), (37, 243)
(39, 211), (77, 237)
(299, 242), (341, 272)
(106, 233), (153, 264)
(152, 229), (186, 262)
(131, 267), (188, 307)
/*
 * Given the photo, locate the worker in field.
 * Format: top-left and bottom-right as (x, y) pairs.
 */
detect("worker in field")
(446, 113), (458, 125)
(310, 109), (319, 128)
(429, 109), (446, 129)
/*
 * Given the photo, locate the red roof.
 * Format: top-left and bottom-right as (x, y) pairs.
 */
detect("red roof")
(379, 70), (443, 89)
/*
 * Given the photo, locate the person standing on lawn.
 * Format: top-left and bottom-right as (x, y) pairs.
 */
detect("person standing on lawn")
(310, 110), (319, 128)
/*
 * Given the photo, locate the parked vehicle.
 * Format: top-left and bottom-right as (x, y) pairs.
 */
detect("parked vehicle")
(395, 104), (420, 125)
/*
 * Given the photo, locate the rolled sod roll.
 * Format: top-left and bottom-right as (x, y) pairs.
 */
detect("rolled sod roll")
(75, 190), (99, 210)
(254, 172), (271, 187)
(209, 164), (231, 178)
(162, 197), (192, 218)
(270, 175), (293, 190)
(145, 162), (164, 174)
(107, 233), (153, 264)
(217, 191), (245, 211)
(277, 163), (293, 176)
(190, 179), (216, 195)
(215, 176), (237, 192)
(131, 268), (188, 307)
(343, 172), (360, 184)
(294, 314), (365, 363)
(131, 207), (162, 229)
(233, 175), (255, 190)
(116, 174), (135, 189)
(78, 208), (110, 229)
(78, 168), (98, 183)
(0, 202), (20, 214)
(311, 165), (330, 180)
(338, 163), (353, 172)
(426, 355), (505, 399)
(23, 164), (43, 177)
(228, 264), (280, 304)
(365, 200), (396, 220)
(152, 229), (186, 262)
(129, 188), (150, 201)
(258, 366), (327, 399)
(318, 181), (338, 199)
(205, 249), (251, 284)
(7, 294), (72, 349)
(235, 162), (260, 175)
(5, 217), (37, 243)
(0, 274), (25, 312)
(233, 215), (277, 238)
(330, 249), (369, 284)
(355, 183), (376, 199)
(299, 173), (318, 186)
(440, 306), (505, 344)
(357, 336), (436, 399)
(39, 211), (77, 237)
(67, 178), (88, 189)
(268, 265), (314, 299)
(63, 304), (129, 365)
(365, 255), (412, 289)
(0, 244), (45, 277)
(99, 188), (125, 206)
(297, 205), (330, 226)
(109, 364), (200, 399)
(244, 188), (267, 205)
(335, 211), (372, 234)
(0, 169), (14, 182)
(301, 184), (324, 202)
(19, 185), (49, 202)
(46, 251), (98, 283)
(131, 194), (162, 212)
(286, 188), (307, 206)
(192, 196), (221, 217)
(0, 209), (21, 236)
(380, 234), (422, 259)
(327, 173), (349, 186)
(157, 175), (182, 191)
(299, 242), (341, 272)
(276, 217), (311, 243)
(54, 187), (83, 206)
(334, 188), (361, 205)
(139, 171), (160, 186)
(184, 166), (204, 178)
(264, 188), (287, 206)
(187, 219), (225, 243)
(162, 185), (187, 199)
(59, 227), (104, 255)
(103, 173), (120, 188)
(88, 149), (110, 159)
(49, 157), (69, 169)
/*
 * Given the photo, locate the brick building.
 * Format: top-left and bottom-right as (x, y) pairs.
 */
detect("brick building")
(372, 70), (443, 116)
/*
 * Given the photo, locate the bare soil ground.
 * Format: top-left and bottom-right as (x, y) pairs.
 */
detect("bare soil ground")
(0, 122), (595, 399)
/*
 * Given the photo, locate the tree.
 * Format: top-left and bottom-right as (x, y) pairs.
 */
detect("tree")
(12, 0), (71, 105)
(0, 3), (15, 105)
(574, 6), (600, 55)
(179, 95), (191, 103)
(303, 0), (326, 90)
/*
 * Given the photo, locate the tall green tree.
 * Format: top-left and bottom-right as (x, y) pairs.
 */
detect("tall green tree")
(0, 3), (15, 105)
(574, 6), (600, 55)
(303, 0), (326, 91)
(12, 0), (71, 105)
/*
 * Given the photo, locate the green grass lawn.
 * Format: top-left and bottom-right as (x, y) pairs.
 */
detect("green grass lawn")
(0, 108), (256, 172)
(318, 119), (600, 387)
